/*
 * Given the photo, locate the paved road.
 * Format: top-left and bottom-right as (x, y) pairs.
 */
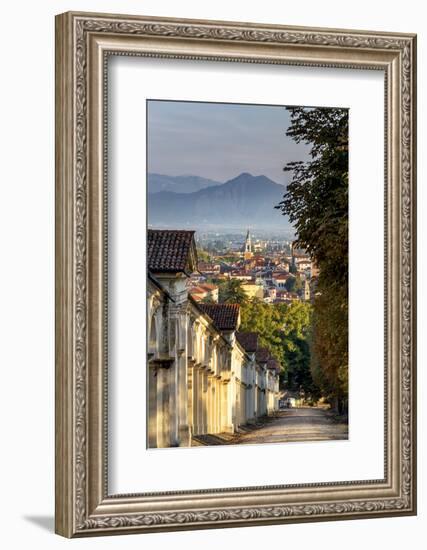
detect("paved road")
(234, 407), (348, 445)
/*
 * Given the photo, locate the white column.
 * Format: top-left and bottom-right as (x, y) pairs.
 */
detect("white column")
(213, 377), (216, 432)
(245, 386), (252, 422)
(192, 365), (200, 435)
(207, 375), (213, 433)
(237, 382), (242, 426)
(221, 381), (232, 433)
(187, 362), (194, 438)
(177, 351), (190, 446)
(226, 380), (235, 433)
(242, 383), (246, 424)
(256, 385), (260, 418)
(168, 361), (179, 446)
(197, 367), (204, 434)
(148, 364), (158, 448)
(202, 369), (208, 433)
(215, 378), (221, 433)
(212, 378), (216, 433)
(157, 365), (170, 448)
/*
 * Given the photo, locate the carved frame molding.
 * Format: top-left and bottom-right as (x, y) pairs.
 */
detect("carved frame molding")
(55, 11), (416, 537)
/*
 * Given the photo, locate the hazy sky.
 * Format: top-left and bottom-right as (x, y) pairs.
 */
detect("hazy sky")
(147, 100), (311, 184)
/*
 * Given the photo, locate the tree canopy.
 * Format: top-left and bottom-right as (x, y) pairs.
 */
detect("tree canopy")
(276, 106), (349, 412)
(196, 247), (211, 263)
(239, 299), (318, 399)
(218, 278), (248, 305)
(285, 273), (303, 294)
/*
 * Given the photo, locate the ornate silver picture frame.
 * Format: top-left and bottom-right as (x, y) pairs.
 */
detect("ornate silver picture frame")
(55, 11), (417, 537)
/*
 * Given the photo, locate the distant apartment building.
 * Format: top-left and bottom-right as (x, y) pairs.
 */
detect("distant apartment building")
(296, 259), (312, 273)
(267, 287), (277, 300)
(254, 256), (266, 268)
(272, 272), (291, 289)
(198, 261), (221, 276)
(189, 282), (219, 303)
(242, 282), (264, 300)
(230, 270), (253, 281)
(274, 290), (299, 304)
(254, 274), (265, 286)
(278, 260), (290, 271)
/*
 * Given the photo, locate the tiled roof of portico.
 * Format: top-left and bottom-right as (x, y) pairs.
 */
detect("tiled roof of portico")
(198, 303), (240, 331)
(236, 332), (258, 352)
(148, 229), (196, 273)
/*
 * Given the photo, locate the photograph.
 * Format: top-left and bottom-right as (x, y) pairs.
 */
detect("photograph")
(146, 99), (349, 448)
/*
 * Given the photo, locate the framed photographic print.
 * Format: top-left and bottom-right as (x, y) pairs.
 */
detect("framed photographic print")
(55, 11), (417, 537)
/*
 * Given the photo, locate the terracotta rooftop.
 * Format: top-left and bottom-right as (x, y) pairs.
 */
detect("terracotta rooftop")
(148, 230), (196, 273)
(267, 358), (280, 372)
(189, 286), (207, 295)
(236, 332), (258, 353)
(199, 303), (240, 331)
(198, 262), (220, 271)
(256, 347), (270, 363)
(231, 270), (251, 277)
(273, 273), (290, 280)
(198, 283), (218, 291)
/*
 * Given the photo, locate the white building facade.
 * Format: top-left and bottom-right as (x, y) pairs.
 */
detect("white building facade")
(147, 230), (280, 448)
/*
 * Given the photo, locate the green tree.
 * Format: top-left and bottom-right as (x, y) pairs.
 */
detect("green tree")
(278, 301), (318, 398)
(294, 275), (303, 296)
(285, 275), (296, 292)
(289, 260), (298, 274)
(240, 299), (319, 399)
(310, 284), (348, 411)
(280, 300), (310, 339)
(240, 299), (284, 364)
(196, 247), (211, 262)
(218, 279), (248, 305)
(284, 274), (303, 295)
(276, 106), (348, 412)
(200, 294), (216, 304)
(276, 107), (348, 286)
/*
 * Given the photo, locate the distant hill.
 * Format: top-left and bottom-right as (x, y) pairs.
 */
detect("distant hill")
(148, 173), (221, 194)
(148, 172), (290, 230)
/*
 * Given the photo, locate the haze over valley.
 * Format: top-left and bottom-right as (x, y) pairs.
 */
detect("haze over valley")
(148, 172), (292, 233)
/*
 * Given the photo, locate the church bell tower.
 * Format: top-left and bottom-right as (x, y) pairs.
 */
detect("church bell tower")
(244, 229), (253, 260)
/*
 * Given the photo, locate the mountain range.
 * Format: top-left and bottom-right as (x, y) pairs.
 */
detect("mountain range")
(147, 172), (290, 230)
(148, 173), (221, 194)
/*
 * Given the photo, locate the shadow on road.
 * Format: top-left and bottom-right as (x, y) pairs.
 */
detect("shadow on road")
(192, 407), (348, 446)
